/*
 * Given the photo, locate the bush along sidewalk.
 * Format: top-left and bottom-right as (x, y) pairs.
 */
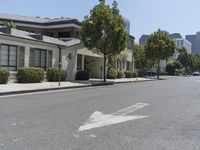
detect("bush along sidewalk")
(0, 69), (10, 84)
(17, 67), (44, 83)
(75, 70), (90, 80)
(47, 68), (66, 82)
(124, 71), (138, 78)
(124, 71), (133, 78)
(107, 68), (117, 79)
(117, 71), (123, 78)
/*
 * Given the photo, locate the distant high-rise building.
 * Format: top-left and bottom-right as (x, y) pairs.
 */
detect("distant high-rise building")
(122, 17), (130, 34)
(186, 32), (200, 55)
(139, 35), (149, 45)
(170, 33), (182, 39)
(186, 35), (197, 55)
(195, 32), (200, 55)
(173, 38), (192, 59)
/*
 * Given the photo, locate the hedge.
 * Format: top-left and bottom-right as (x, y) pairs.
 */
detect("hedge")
(117, 71), (123, 78)
(107, 68), (117, 79)
(47, 68), (66, 82)
(17, 67), (44, 83)
(0, 70), (9, 84)
(132, 72), (138, 78)
(124, 71), (133, 78)
(166, 61), (182, 75)
(175, 69), (183, 76)
(75, 70), (90, 80)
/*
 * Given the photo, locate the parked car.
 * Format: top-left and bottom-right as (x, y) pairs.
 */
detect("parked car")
(193, 71), (200, 76)
(147, 70), (157, 76)
(143, 69), (157, 77)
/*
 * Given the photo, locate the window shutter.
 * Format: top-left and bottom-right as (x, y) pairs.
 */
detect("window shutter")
(17, 46), (25, 68)
(29, 48), (35, 67)
(48, 50), (53, 68)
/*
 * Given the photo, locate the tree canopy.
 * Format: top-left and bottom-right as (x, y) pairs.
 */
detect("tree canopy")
(145, 29), (176, 78)
(80, 0), (127, 81)
(133, 44), (147, 71)
(177, 47), (200, 73)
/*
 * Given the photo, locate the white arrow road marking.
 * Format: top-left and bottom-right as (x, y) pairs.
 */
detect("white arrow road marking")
(78, 103), (149, 132)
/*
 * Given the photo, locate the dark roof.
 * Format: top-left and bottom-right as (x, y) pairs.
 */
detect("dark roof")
(0, 13), (81, 26)
(0, 26), (81, 46)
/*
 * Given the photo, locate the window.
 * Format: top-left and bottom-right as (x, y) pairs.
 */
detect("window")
(48, 51), (53, 68)
(123, 61), (125, 69)
(77, 54), (82, 70)
(58, 31), (70, 38)
(0, 44), (17, 71)
(30, 48), (47, 69)
(126, 61), (130, 71)
(18, 46), (25, 68)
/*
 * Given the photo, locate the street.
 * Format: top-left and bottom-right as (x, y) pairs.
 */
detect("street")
(0, 76), (200, 150)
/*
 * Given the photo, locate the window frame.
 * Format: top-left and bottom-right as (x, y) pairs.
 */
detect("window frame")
(0, 44), (18, 71)
(33, 48), (47, 69)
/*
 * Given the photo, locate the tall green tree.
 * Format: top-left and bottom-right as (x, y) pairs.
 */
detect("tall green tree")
(133, 44), (147, 71)
(145, 29), (176, 79)
(177, 48), (193, 74)
(177, 47), (200, 74)
(80, 0), (128, 82)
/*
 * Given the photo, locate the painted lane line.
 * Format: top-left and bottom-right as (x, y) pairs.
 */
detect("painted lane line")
(112, 103), (149, 116)
(78, 103), (149, 132)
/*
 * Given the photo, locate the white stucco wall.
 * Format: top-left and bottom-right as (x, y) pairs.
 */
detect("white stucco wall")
(0, 35), (60, 68)
(62, 44), (82, 81)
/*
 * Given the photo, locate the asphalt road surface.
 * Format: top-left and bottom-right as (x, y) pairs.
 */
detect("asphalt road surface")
(0, 76), (200, 150)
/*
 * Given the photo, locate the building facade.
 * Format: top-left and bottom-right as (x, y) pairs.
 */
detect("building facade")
(0, 13), (135, 81)
(185, 32), (200, 55)
(170, 33), (182, 39)
(139, 35), (149, 45)
(172, 38), (192, 59)
(185, 35), (196, 55)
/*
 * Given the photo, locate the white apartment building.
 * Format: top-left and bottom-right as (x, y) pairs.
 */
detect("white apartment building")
(173, 38), (192, 60)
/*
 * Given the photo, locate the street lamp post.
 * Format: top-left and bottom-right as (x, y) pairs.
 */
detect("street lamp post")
(58, 45), (62, 86)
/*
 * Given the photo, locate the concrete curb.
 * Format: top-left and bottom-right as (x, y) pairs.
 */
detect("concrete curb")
(0, 79), (155, 96)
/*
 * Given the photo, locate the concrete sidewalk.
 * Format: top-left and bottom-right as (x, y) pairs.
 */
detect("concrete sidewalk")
(0, 78), (154, 96)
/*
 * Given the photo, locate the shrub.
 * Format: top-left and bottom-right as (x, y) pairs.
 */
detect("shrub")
(47, 68), (66, 82)
(160, 72), (168, 76)
(17, 67), (44, 83)
(117, 71), (123, 78)
(138, 70), (146, 77)
(132, 72), (138, 78)
(166, 61), (182, 75)
(175, 69), (183, 76)
(107, 68), (117, 79)
(124, 71), (133, 78)
(75, 70), (90, 80)
(0, 70), (9, 84)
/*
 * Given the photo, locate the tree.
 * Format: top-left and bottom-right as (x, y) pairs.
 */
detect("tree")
(145, 29), (176, 79)
(80, 0), (128, 82)
(166, 60), (182, 75)
(3, 21), (16, 28)
(177, 47), (200, 74)
(177, 49), (192, 74)
(133, 44), (147, 71)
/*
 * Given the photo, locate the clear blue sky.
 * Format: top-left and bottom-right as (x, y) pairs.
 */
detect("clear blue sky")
(1, 0), (200, 42)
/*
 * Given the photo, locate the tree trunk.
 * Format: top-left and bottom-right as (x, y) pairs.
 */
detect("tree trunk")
(157, 59), (160, 79)
(103, 54), (106, 82)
